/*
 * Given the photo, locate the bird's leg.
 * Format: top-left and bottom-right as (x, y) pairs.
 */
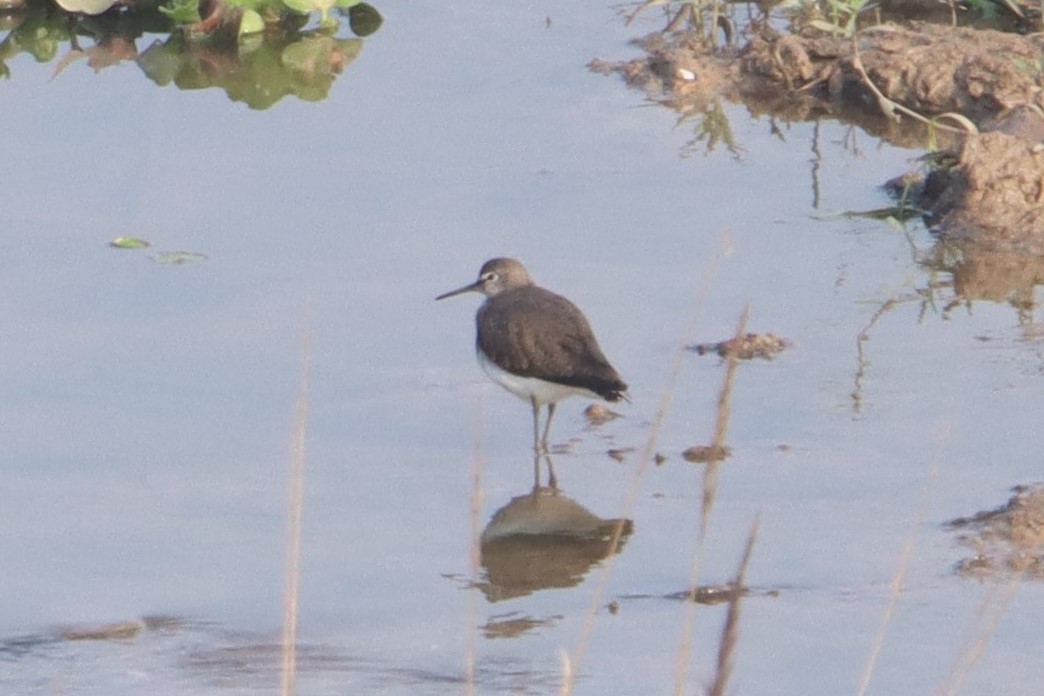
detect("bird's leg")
(541, 402), (557, 451)
(532, 450), (541, 491)
(545, 453), (558, 490)
(530, 397), (543, 454)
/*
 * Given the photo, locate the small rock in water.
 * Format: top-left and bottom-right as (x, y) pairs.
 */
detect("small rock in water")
(585, 403), (621, 426)
(682, 444), (732, 463)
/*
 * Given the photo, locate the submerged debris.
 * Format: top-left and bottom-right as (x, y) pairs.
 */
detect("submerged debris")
(150, 251), (208, 265)
(666, 583), (749, 605)
(682, 444), (732, 463)
(584, 403), (621, 426)
(948, 483), (1044, 579)
(689, 333), (789, 360)
(62, 621), (142, 641)
(60, 615), (187, 641)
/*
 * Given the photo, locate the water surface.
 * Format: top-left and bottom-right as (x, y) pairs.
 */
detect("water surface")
(2, 2), (1043, 695)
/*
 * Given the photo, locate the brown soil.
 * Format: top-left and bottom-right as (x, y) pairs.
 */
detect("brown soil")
(921, 128), (1044, 251)
(592, 22), (1044, 247)
(948, 484), (1044, 579)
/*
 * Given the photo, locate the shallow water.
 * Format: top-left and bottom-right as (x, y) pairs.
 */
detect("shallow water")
(3, 1), (1044, 695)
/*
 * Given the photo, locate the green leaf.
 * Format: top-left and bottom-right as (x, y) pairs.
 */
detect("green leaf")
(281, 0), (311, 14)
(239, 9), (265, 35)
(109, 236), (151, 249)
(807, 19), (843, 35)
(348, 3), (381, 36)
(158, 0), (202, 24)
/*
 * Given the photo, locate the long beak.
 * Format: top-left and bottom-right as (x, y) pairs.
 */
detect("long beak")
(435, 280), (482, 301)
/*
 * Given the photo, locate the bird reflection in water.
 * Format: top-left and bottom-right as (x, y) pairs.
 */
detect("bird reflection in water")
(475, 454), (634, 603)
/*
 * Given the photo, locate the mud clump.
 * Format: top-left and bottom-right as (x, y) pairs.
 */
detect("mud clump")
(948, 484), (1044, 579)
(682, 444), (732, 463)
(921, 130), (1044, 250)
(690, 332), (789, 360)
(742, 24), (1044, 123)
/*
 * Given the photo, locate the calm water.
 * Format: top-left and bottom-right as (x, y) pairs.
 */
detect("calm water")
(2, 1), (1043, 694)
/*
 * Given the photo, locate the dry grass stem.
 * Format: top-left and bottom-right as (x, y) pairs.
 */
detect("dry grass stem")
(560, 650), (573, 692)
(937, 568), (1025, 696)
(702, 305), (747, 538)
(280, 313), (313, 696)
(856, 455), (941, 696)
(673, 305), (748, 696)
(853, 296), (900, 412)
(561, 232), (733, 696)
(708, 515), (761, 696)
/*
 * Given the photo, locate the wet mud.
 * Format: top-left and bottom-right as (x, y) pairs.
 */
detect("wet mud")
(592, 20), (1044, 246)
(948, 484), (1044, 579)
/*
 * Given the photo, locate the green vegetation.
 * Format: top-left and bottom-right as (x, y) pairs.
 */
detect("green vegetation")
(0, 0), (382, 107)
(794, 0), (874, 37)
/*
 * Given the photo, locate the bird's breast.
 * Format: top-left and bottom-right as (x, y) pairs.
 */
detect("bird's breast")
(476, 348), (599, 405)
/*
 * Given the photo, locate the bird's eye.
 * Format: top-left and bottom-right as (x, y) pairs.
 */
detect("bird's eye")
(483, 273), (497, 281)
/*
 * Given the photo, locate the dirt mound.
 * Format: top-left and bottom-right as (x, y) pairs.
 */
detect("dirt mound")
(593, 22), (1044, 243)
(743, 24), (1044, 122)
(949, 484), (1044, 579)
(923, 129), (1044, 250)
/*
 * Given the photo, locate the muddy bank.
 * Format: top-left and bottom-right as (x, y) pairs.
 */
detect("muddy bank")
(949, 484), (1044, 579)
(920, 129), (1044, 251)
(592, 22), (1044, 244)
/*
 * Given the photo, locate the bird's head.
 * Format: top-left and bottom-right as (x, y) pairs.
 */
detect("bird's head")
(436, 257), (534, 300)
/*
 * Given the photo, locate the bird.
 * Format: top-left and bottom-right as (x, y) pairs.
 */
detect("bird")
(436, 257), (627, 452)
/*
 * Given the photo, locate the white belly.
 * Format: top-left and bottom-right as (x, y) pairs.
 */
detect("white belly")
(478, 350), (599, 406)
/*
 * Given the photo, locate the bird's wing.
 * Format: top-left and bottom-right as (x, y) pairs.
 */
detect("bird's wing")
(477, 288), (627, 399)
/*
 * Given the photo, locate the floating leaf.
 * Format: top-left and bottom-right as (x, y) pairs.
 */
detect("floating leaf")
(348, 3), (381, 36)
(150, 251), (208, 265)
(110, 236), (151, 249)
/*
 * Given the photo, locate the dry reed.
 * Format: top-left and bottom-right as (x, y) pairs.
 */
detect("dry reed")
(561, 234), (732, 696)
(673, 305), (748, 696)
(707, 515), (761, 696)
(856, 455), (941, 696)
(280, 315), (313, 696)
(937, 567), (1025, 696)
